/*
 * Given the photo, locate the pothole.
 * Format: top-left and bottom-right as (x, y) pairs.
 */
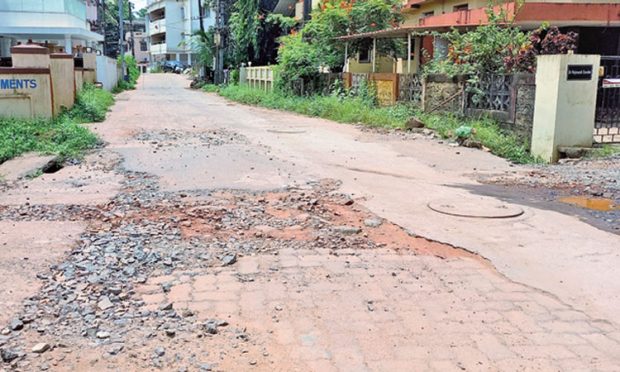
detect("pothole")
(42, 161), (64, 174)
(559, 196), (619, 211)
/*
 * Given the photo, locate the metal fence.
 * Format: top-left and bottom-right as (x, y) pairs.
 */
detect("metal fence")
(595, 57), (620, 136)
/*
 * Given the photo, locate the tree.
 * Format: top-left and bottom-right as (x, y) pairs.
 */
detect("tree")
(136, 7), (148, 19)
(275, 0), (404, 91)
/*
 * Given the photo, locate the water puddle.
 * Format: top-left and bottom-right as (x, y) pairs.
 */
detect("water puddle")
(559, 196), (619, 212)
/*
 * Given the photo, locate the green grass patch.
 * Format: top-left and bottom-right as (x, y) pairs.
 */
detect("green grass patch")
(202, 84), (221, 93)
(69, 84), (115, 122)
(216, 84), (537, 164)
(0, 84), (115, 164)
(416, 112), (538, 164)
(218, 85), (414, 129)
(588, 144), (620, 159)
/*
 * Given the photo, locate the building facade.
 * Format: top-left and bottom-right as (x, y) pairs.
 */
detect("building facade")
(146, 0), (215, 65)
(0, 0), (103, 57)
(341, 0), (620, 74)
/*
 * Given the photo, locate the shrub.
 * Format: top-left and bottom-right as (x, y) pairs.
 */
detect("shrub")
(0, 116), (98, 164)
(70, 84), (115, 122)
(202, 84), (220, 93)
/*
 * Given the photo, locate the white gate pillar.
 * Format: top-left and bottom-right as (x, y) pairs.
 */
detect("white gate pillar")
(531, 54), (600, 163)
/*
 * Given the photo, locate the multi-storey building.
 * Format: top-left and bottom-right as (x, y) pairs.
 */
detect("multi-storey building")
(340, 0), (620, 73)
(146, 0), (215, 65)
(0, 0), (103, 57)
(125, 20), (150, 72)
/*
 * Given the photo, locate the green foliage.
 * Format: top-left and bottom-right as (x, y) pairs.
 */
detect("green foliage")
(276, 0), (403, 91)
(588, 144), (620, 159)
(0, 85), (115, 163)
(422, 3), (578, 76)
(265, 14), (297, 32)
(190, 28), (216, 71)
(117, 55), (140, 89)
(416, 112), (537, 163)
(0, 117), (99, 163)
(202, 84), (221, 93)
(422, 3), (529, 77)
(301, 0), (403, 71)
(69, 84), (115, 123)
(218, 84), (414, 128)
(229, 0), (262, 63)
(275, 34), (321, 92)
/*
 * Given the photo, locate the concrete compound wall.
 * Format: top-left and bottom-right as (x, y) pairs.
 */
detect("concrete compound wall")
(0, 45), (54, 118)
(422, 74), (465, 113)
(50, 54), (76, 114)
(96, 55), (121, 91)
(0, 69), (53, 118)
(0, 46), (98, 119)
(74, 70), (84, 94)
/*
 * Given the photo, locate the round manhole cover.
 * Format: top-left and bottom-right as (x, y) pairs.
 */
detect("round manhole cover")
(428, 197), (524, 219)
(266, 129), (306, 134)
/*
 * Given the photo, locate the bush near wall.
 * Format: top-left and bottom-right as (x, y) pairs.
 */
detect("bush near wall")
(115, 55), (141, 92)
(0, 84), (114, 164)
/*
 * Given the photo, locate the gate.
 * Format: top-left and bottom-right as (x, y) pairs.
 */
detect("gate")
(595, 56), (620, 143)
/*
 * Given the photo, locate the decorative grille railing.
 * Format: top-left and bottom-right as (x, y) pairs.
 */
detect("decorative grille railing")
(465, 74), (513, 112)
(398, 74), (422, 105)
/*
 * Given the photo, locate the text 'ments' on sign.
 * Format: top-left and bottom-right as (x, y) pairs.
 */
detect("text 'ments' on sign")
(0, 79), (38, 89)
(567, 65), (593, 81)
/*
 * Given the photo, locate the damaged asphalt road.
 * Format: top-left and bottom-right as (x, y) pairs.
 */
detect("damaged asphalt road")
(0, 74), (619, 371)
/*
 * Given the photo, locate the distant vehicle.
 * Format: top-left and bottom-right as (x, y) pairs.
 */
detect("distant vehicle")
(162, 60), (188, 74)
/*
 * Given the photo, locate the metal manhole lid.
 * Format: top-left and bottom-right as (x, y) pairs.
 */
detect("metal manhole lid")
(428, 197), (524, 219)
(266, 129), (306, 134)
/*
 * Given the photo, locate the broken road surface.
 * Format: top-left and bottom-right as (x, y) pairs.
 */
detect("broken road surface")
(0, 74), (619, 371)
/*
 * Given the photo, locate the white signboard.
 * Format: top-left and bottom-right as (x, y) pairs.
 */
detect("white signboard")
(602, 78), (620, 88)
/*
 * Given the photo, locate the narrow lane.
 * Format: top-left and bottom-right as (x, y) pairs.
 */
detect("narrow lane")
(0, 74), (618, 370)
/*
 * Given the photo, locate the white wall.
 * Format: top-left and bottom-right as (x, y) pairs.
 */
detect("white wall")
(96, 55), (120, 91)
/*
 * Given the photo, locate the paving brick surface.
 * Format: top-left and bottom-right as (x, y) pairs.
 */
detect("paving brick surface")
(142, 248), (620, 370)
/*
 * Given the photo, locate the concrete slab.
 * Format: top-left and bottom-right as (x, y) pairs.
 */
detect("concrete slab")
(0, 221), (85, 325)
(0, 152), (57, 182)
(0, 163), (123, 206)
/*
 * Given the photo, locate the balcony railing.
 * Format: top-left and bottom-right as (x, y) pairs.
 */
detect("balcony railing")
(418, 3), (515, 28)
(149, 19), (166, 35)
(150, 43), (167, 55)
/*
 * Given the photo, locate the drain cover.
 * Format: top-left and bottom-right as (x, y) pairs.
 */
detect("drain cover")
(266, 129), (306, 134)
(428, 197), (524, 219)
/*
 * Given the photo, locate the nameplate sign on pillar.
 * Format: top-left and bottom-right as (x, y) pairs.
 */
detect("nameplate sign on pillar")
(566, 64), (593, 81)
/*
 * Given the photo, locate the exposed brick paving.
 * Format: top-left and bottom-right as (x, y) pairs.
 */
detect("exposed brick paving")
(140, 247), (620, 371)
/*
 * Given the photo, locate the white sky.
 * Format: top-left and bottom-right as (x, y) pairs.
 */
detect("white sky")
(131, 0), (147, 10)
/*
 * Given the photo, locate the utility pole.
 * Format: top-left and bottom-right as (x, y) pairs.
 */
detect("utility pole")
(214, 0), (224, 84)
(101, 0), (107, 56)
(118, 0), (127, 80)
(129, 1), (135, 58)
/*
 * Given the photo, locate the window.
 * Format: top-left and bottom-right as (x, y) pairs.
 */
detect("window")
(422, 11), (434, 18)
(358, 48), (371, 63)
(453, 4), (468, 11)
(140, 40), (147, 51)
